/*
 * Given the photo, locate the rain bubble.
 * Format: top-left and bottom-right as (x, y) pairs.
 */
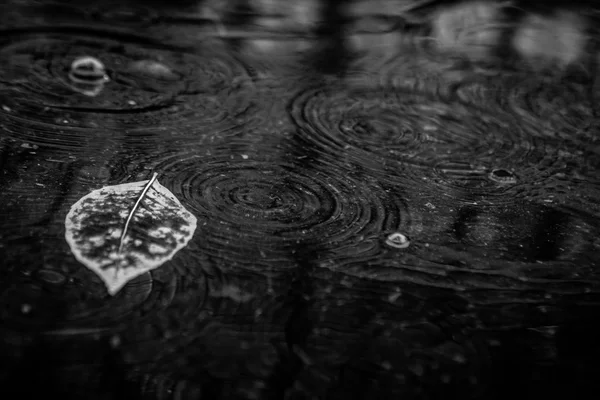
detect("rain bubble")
(488, 168), (518, 184)
(385, 232), (410, 249)
(69, 56), (110, 86)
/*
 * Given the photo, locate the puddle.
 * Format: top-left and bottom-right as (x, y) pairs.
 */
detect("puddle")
(1, 1), (600, 398)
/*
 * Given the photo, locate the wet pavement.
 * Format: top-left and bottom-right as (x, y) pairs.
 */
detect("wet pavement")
(1, 0), (600, 398)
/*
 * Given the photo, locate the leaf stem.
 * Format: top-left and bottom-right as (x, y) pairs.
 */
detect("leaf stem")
(118, 172), (158, 254)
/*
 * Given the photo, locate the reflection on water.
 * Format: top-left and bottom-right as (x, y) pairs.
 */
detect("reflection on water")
(1, 0), (600, 398)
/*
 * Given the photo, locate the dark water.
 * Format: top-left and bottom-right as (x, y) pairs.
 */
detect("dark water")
(1, 0), (600, 398)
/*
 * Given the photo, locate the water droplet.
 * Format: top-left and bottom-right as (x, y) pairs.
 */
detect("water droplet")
(69, 56), (110, 85)
(488, 168), (517, 184)
(385, 232), (410, 249)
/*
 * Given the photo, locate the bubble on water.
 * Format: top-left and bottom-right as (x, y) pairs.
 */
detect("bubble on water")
(69, 56), (109, 85)
(68, 56), (110, 96)
(385, 232), (410, 249)
(488, 168), (517, 184)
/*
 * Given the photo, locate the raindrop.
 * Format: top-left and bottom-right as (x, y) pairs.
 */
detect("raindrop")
(68, 56), (110, 86)
(488, 168), (517, 184)
(385, 232), (410, 249)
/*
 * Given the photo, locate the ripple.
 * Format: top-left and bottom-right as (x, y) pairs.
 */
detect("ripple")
(288, 83), (567, 205)
(0, 103), (114, 150)
(488, 168), (517, 184)
(504, 77), (593, 135)
(453, 73), (594, 136)
(138, 150), (415, 270)
(385, 232), (410, 249)
(264, 273), (490, 398)
(418, 156), (570, 207)
(118, 269), (289, 394)
(0, 263), (147, 334)
(0, 232), (207, 336)
(289, 84), (529, 163)
(330, 198), (600, 297)
(0, 31), (262, 147)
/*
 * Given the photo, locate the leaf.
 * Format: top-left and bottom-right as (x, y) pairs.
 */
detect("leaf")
(65, 173), (197, 295)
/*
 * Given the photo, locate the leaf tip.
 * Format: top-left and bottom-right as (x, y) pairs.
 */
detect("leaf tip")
(105, 279), (127, 296)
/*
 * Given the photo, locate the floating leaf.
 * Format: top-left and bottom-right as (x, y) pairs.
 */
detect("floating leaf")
(65, 173), (197, 295)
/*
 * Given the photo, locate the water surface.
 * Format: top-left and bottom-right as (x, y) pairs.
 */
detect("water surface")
(1, 1), (600, 399)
